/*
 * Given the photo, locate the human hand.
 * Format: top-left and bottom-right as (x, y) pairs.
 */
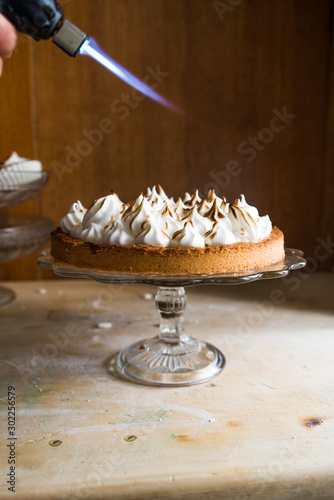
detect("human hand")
(0, 14), (17, 76)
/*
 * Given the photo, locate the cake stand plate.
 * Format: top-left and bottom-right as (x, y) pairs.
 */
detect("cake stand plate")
(0, 171), (50, 209)
(0, 286), (16, 307)
(0, 216), (54, 263)
(37, 249), (306, 386)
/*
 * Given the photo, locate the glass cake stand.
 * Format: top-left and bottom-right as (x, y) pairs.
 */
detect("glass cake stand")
(0, 216), (54, 306)
(0, 171), (49, 209)
(0, 171), (51, 306)
(37, 249), (306, 387)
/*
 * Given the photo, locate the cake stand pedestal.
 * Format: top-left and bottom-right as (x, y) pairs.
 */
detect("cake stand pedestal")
(115, 286), (224, 385)
(37, 249), (306, 387)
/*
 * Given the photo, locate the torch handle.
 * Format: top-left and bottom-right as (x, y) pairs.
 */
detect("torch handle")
(0, 0), (63, 40)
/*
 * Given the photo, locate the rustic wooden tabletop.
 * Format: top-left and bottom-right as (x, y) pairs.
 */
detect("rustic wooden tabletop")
(0, 273), (333, 499)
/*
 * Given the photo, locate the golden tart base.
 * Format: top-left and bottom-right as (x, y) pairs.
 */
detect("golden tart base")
(50, 227), (284, 275)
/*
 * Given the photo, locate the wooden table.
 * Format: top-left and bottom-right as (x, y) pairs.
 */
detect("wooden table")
(1, 274), (334, 499)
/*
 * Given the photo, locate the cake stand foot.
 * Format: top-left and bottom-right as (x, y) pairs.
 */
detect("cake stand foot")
(113, 286), (225, 386)
(0, 286), (15, 307)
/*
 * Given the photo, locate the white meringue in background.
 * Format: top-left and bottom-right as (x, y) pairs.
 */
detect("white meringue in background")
(60, 185), (273, 248)
(0, 152), (42, 186)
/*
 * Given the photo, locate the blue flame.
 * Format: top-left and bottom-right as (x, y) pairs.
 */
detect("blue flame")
(79, 38), (180, 113)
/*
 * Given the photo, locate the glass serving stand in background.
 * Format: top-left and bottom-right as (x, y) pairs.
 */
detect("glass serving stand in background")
(0, 171), (50, 209)
(0, 171), (53, 307)
(37, 249), (306, 387)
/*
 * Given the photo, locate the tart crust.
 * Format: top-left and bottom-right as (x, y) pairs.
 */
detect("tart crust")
(50, 227), (285, 274)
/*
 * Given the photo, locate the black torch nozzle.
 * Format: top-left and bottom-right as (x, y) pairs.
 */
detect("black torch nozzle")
(0, 0), (87, 56)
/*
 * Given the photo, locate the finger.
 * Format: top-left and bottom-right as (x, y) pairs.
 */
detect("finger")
(0, 57), (3, 76)
(0, 14), (17, 59)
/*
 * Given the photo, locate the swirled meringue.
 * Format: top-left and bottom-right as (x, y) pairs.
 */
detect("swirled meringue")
(227, 202), (272, 243)
(146, 185), (167, 211)
(135, 220), (170, 247)
(82, 193), (122, 228)
(205, 221), (236, 245)
(181, 205), (213, 236)
(78, 222), (104, 244)
(174, 198), (188, 218)
(159, 201), (183, 236)
(60, 186), (273, 248)
(183, 189), (201, 207)
(234, 194), (259, 219)
(171, 221), (205, 248)
(122, 197), (158, 234)
(104, 220), (135, 245)
(60, 201), (87, 233)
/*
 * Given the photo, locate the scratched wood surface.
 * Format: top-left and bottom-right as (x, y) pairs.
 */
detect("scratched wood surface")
(0, 0), (333, 280)
(0, 275), (334, 499)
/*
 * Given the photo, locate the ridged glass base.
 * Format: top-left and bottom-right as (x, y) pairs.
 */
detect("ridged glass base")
(111, 286), (225, 386)
(114, 335), (225, 386)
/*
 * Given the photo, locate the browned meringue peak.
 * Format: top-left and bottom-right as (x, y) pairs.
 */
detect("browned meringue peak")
(183, 189), (202, 207)
(157, 184), (169, 199)
(82, 193), (123, 230)
(206, 189), (227, 209)
(197, 199), (211, 216)
(123, 196), (160, 235)
(233, 194), (261, 221)
(206, 189), (216, 204)
(135, 219), (170, 247)
(160, 200), (180, 220)
(183, 192), (192, 203)
(171, 220), (205, 248)
(122, 194), (144, 219)
(104, 215), (116, 232)
(181, 204), (212, 235)
(146, 185), (169, 209)
(229, 203), (257, 228)
(159, 201), (182, 233)
(174, 197), (187, 215)
(204, 221), (219, 239)
(234, 194), (247, 206)
(204, 199), (227, 222)
(220, 197), (229, 213)
(119, 203), (128, 216)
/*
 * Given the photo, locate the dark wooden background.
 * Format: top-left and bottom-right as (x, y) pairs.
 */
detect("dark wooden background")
(0, 0), (333, 280)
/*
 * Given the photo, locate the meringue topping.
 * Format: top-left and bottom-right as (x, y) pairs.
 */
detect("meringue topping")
(60, 201), (87, 234)
(135, 220), (170, 247)
(181, 205), (213, 236)
(171, 221), (205, 248)
(83, 193), (122, 228)
(60, 186), (273, 248)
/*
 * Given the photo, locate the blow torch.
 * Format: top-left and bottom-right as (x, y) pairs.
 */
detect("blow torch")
(0, 0), (178, 110)
(0, 0), (87, 56)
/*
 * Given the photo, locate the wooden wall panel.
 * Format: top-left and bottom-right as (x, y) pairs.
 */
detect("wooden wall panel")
(0, 0), (333, 280)
(322, 1), (334, 271)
